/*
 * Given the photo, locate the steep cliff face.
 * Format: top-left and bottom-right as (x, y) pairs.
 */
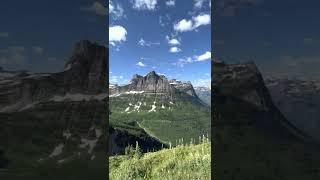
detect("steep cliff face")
(118, 71), (176, 95)
(213, 61), (311, 141)
(213, 61), (320, 180)
(62, 40), (107, 94)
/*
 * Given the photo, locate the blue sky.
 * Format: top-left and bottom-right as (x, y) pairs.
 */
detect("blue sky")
(0, 0), (106, 73)
(109, 0), (211, 87)
(214, 0), (320, 80)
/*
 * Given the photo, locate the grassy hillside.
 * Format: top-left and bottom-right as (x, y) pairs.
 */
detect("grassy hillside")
(109, 137), (211, 180)
(109, 93), (210, 145)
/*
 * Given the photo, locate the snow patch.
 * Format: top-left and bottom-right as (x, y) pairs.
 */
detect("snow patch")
(148, 104), (156, 112)
(125, 107), (130, 112)
(62, 130), (72, 140)
(79, 138), (98, 154)
(25, 73), (51, 79)
(50, 93), (108, 102)
(169, 101), (174, 105)
(109, 93), (121, 97)
(49, 143), (64, 158)
(0, 79), (14, 84)
(64, 64), (72, 71)
(95, 128), (102, 138)
(161, 104), (165, 109)
(19, 101), (40, 111)
(57, 159), (66, 164)
(266, 81), (279, 87)
(0, 72), (16, 77)
(125, 91), (145, 94)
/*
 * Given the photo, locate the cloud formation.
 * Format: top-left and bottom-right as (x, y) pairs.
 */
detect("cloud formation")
(136, 61), (146, 67)
(173, 51), (211, 67)
(0, 46), (27, 66)
(166, 36), (180, 45)
(166, 0), (175, 7)
(109, 0), (125, 19)
(193, 14), (210, 28)
(138, 38), (160, 47)
(0, 32), (9, 38)
(169, 47), (182, 53)
(132, 0), (157, 10)
(174, 14), (210, 32)
(215, 0), (264, 17)
(32, 46), (44, 55)
(109, 26), (127, 46)
(81, 1), (106, 16)
(174, 19), (193, 32)
(195, 51), (211, 61)
(194, 0), (206, 9)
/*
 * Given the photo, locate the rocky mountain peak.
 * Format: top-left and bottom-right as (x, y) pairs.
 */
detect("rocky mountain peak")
(63, 40), (107, 93)
(146, 70), (157, 77)
(132, 74), (143, 79)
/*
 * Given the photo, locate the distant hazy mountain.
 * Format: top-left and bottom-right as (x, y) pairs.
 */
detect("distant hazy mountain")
(265, 77), (320, 141)
(194, 86), (211, 107)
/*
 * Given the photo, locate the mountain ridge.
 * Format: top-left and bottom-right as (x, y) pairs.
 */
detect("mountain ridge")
(109, 71), (205, 106)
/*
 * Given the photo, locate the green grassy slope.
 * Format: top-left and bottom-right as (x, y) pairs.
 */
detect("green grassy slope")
(109, 138), (211, 180)
(109, 93), (210, 146)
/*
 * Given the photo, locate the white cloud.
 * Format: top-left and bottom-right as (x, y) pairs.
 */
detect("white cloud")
(109, 26), (127, 45)
(138, 38), (146, 46)
(132, 0), (157, 10)
(32, 46), (43, 55)
(194, 0), (205, 9)
(138, 38), (160, 47)
(159, 16), (165, 26)
(159, 14), (171, 27)
(166, 0), (175, 6)
(193, 14), (211, 28)
(174, 19), (193, 32)
(169, 47), (181, 53)
(174, 14), (210, 32)
(0, 32), (9, 38)
(0, 46), (27, 66)
(81, 2), (106, 16)
(167, 37), (180, 46)
(136, 61), (146, 67)
(109, 0), (124, 19)
(173, 57), (192, 67)
(110, 75), (127, 84)
(173, 51), (211, 67)
(195, 51), (211, 61)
